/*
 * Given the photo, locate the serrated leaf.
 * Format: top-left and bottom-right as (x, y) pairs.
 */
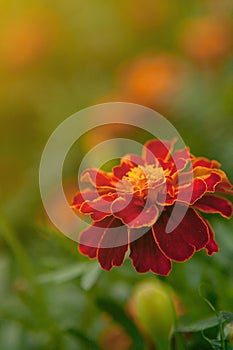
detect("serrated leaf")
(80, 264), (101, 291)
(95, 297), (146, 350)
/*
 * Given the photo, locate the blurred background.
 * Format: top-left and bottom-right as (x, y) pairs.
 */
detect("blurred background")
(0, 0), (233, 349)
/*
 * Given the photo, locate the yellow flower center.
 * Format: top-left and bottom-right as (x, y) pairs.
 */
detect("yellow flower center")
(123, 164), (165, 195)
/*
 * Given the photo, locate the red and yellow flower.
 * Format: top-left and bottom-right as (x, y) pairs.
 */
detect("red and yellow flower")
(71, 139), (233, 275)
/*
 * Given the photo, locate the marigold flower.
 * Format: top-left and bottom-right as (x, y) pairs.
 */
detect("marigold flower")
(71, 138), (233, 275)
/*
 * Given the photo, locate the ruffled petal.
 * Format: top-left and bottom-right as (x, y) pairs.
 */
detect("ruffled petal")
(79, 217), (129, 270)
(78, 218), (113, 258)
(169, 147), (192, 175)
(129, 229), (172, 275)
(203, 220), (219, 255)
(172, 147), (191, 162)
(111, 197), (159, 228)
(192, 157), (221, 169)
(153, 206), (209, 261)
(193, 166), (222, 192)
(97, 219), (129, 270)
(204, 173), (222, 192)
(143, 138), (176, 164)
(194, 195), (233, 218)
(71, 190), (98, 210)
(214, 170), (233, 195)
(176, 177), (207, 205)
(80, 193), (118, 221)
(81, 168), (117, 188)
(122, 154), (145, 166)
(113, 159), (135, 179)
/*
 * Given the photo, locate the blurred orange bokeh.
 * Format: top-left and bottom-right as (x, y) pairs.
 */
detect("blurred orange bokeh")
(0, 8), (60, 71)
(180, 16), (233, 66)
(120, 0), (171, 31)
(99, 324), (132, 350)
(117, 53), (188, 112)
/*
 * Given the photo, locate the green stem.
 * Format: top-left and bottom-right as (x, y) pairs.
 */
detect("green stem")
(199, 286), (226, 350)
(218, 312), (226, 350)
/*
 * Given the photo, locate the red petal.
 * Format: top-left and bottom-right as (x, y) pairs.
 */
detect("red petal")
(173, 147), (191, 162)
(129, 229), (172, 275)
(194, 195), (233, 218)
(143, 138), (176, 164)
(81, 168), (117, 188)
(80, 193), (118, 221)
(97, 219), (129, 270)
(204, 173), (222, 192)
(78, 218), (113, 258)
(177, 177), (207, 205)
(204, 220), (219, 255)
(169, 147), (192, 175)
(113, 160), (134, 179)
(122, 154), (145, 166)
(193, 166), (222, 192)
(158, 178), (175, 206)
(193, 157), (221, 169)
(71, 190), (98, 210)
(79, 217), (129, 270)
(215, 171), (233, 195)
(153, 207), (209, 261)
(111, 197), (159, 228)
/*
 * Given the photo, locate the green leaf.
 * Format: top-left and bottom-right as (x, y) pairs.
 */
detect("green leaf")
(222, 312), (233, 324)
(176, 316), (221, 333)
(203, 338), (232, 350)
(209, 340), (223, 350)
(95, 297), (146, 350)
(177, 312), (233, 334)
(38, 263), (87, 284)
(80, 264), (101, 291)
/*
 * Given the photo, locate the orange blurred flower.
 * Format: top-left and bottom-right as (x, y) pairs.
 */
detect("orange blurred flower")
(117, 53), (188, 112)
(0, 9), (60, 71)
(179, 16), (233, 66)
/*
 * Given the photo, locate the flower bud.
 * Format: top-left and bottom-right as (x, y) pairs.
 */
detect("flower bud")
(130, 279), (176, 350)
